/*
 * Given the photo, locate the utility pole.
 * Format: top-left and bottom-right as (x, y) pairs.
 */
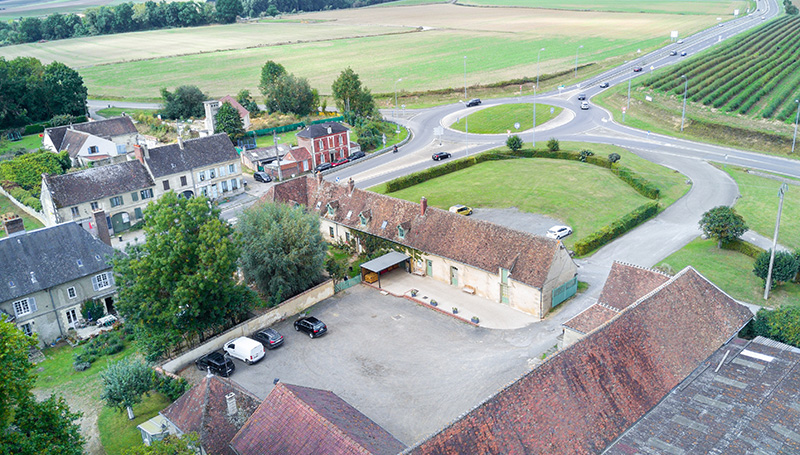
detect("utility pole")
(273, 131), (282, 181)
(764, 183), (788, 300)
(533, 86), (537, 148)
(680, 75), (689, 132)
(625, 78), (632, 122)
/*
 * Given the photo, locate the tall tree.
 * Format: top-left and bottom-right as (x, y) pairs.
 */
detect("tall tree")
(259, 60), (286, 96)
(123, 433), (200, 455)
(215, 0), (242, 23)
(160, 85), (207, 119)
(236, 89), (260, 113)
(214, 101), (245, 142)
(699, 205), (748, 247)
(264, 73), (315, 116)
(331, 67), (376, 118)
(237, 202), (326, 302)
(100, 358), (154, 420)
(753, 250), (798, 288)
(0, 320), (37, 426)
(112, 193), (254, 361)
(43, 61), (88, 119)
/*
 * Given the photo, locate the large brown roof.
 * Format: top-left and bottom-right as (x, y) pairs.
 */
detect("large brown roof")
(562, 304), (618, 334)
(44, 160), (154, 208)
(264, 176), (567, 289)
(598, 261), (670, 311)
(230, 382), (406, 455)
(161, 375), (260, 455)
(407, 267), (752, 455)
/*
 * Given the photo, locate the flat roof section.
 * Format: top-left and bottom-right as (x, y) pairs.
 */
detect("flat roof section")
(360, 251), (410, 273)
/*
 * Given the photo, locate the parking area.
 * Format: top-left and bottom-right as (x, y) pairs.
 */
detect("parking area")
(181, 284), (538, 446)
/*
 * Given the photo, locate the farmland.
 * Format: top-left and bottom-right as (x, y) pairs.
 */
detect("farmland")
(457, 0), (750, 15)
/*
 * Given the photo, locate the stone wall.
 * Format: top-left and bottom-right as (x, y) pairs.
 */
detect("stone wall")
(0, 185), (47, 225)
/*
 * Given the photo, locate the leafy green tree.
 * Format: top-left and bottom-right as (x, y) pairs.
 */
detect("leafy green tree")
(266, 4), (280, 16)
(506, 135), (523, 152)
(160, 85), (207, 119)
(112, 193), (254, 360)
(264, 73), (316, 116)
(699, 206), (748, 247)
(18, 17), (43, 42)
(0, 150), (69, 195)
(547, 137), (560, 151)
(214, 101), (245, 142)
(124, 433), (200, 455)
(237, 89), (260, 113)
(43, 62), (88, 119)
(215, 0), (242, 23)
(325, 254), (348, 283)
(331, 67), (377, 118)
(100, 358), (153, 419)
(0, 320), (37, 426)
(259, 60), (286, 94)
(753, 250), (798, 288)
(237, 202), (326, 302)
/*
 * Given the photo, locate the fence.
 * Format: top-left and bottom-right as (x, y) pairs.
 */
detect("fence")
(247, 116), (345, 138)
(334, 275), (362, 293)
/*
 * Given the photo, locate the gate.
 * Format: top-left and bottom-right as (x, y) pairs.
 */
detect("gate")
(552, 276), (578, 307)
(334, 275), (362, 293)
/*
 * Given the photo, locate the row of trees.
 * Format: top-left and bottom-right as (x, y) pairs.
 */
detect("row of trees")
(0, 57), (87, 129)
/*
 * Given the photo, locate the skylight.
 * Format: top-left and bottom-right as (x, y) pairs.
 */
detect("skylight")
(381, 221), (388, 230)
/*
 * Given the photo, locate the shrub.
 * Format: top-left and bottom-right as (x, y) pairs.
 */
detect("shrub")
(608, 153), (621, 163)
(73, 361), (91, 372)
(573, 202), (660, 255)
(547, 138), (560, 151)
(753, 250), (798, 288)
(153, 372), (191, 402)
(722, 239), (765, 259)
(23, 123), (46, 135)
(506, 135), (523, 152)
(23, 197), (41, 211)
(579, 150), (594, 162)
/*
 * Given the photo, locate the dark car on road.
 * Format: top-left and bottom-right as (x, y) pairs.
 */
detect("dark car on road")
(432, 152), (451, 161)
(349, 151), (366, 160)
(315, 162), (333, 173)
(577, 93), (586, 100)
(294, 316), (327, 338)
(466, 98), (482, 107)
(633, 66), (643, 72)
(195, 351), (235, 377)
(253, 328), (284, 349)
(669, 50), (678, 56)
(254, 171), (272, 183)
(599, 82), (610, 88)
(332, 157), (350, 167)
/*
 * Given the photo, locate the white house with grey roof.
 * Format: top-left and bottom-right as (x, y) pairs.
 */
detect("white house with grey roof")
(0, 222), (118, 346)
(43, 116), (141, 167)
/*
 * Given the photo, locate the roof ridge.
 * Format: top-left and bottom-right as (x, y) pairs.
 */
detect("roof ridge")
(612, 260), (671, 278)
(622, 265), (694, 313)
(752, 336), (800, 354)
(283, 384), (368, 452)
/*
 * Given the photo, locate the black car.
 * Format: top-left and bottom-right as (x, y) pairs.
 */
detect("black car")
(349, 151), (366, 160)
(633, 67), (643, 72)
(253, 328), (284, 349)
(315, 162), (333, 173)
(195, 351), (235, 377)
(577, 93), (586, 101)
(294, 316), (327, 338)
(466, 98), (482, 107)
(254, 171), (272, 183)
(432, 152), (451, 161)
(599, 82), (610, 88)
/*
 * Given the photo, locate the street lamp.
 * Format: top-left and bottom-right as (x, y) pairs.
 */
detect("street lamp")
(393, 78), (402, 121)
(533, 86), (537, 149)
(792, 99), (800, 154)
(680, 75), (689, 132)
(536, 48), (545, 89)
(574, 45), (583, 78)
(463, 56), (468, 99)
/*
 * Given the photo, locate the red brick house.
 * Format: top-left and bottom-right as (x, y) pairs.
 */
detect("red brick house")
(296, 122), (353, 168)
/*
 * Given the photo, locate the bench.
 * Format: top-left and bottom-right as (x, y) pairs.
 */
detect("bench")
(462, 285), (476, 295)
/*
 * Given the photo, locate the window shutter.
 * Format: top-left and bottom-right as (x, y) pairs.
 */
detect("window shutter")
(29, 297), (37, 312)
(92, 275), (99, 291)
(109, 273), (116, 286)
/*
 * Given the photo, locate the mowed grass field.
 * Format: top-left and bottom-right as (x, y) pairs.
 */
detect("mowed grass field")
(0, 3), (729, 100)
(449, 103), (564, 134)
(457, 0), (749, 14)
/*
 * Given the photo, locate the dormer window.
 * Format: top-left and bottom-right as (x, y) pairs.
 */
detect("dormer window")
(95, 255), (101, 261)
(359, 214), (367, 226)
(8, 281), (15, 288)
(326, 203), (337, 216)
(29, 272), (37, 283)
(398, 226), (405, 239)
(315, 201), (322, 210)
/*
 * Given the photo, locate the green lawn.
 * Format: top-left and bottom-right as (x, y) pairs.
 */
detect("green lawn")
(35, 338), (137, 392)
(449, 103), (563, 134)
(658, 237), (800, 308)
(0, 194), (44, 238)
(723, 167), (800, 250)
(98, 392), (171, 455)
(96, 108), (156, 118)
(458, 0), (748, 15)
(0, 134), (44, 154)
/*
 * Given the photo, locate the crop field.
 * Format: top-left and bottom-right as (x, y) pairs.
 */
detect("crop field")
(456, 0), (749, 15)
(643, 16), (800, 123)
(0, 3), (725, 100)
(0, 0), (144, 20)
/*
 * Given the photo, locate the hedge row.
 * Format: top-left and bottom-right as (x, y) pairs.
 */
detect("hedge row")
(384, 148), (660, 199)
(573, 202), (660, 256)
(722, 239), (766, 259)
(1, 181), (42, 211)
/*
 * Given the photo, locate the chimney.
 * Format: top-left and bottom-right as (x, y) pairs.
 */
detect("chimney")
(348, 178), (355, 195)
(177, 136), (184, 150)
(420, 197), (428, 216)
(225, 392), (237, 416)
(2, 215), (25, 237)
(316, 171), (323, 184)
(133, 144), (145, 164)
(92, 210), (112, 246)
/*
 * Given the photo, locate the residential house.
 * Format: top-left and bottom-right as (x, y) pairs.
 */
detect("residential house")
(560, 261), (670, 347)
(139, 134), (243, 200)
(262, 146), (313, 179)
(296, 122), (355, 168)
(405, 266), (752, 454)
(138, 373), (260, 454)
(240, 144), (289, 172)
(265, 176), (578, 319)
(204, 97), (252, 134)
(43, 116), (141, 166)
(0, 221), (117, 347)
(41, 160), (156, 235)
(230, 382), (406, 455)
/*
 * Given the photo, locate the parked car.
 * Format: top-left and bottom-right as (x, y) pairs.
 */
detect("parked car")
(223, 337), (265, 365)
(599, 82), (610, 88)
(349, 151), (366, 160)
(332, 157), (350, 167)
(294, 316), (327, 338)
(254, 171), (272, 183)
(195, 351), (235, 377)
(577, 93), (586, 101)
(466, 98), (482, 107)
(432, 152), (451, 161)
(449, 204), (473, 216)
(669, 50), (678, 56)
(633, 66), (643, 72)
(253, 328), (284, 350)
(546, 225), (573, 240)
(315, 162), (333, 172)
(580, 101), (589, 110)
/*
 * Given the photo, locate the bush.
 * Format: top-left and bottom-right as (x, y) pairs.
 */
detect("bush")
(722, 239), (765, 259)
(153, 373), (191, 402)
(547, 138), (560, 151)
(573, 202), (660, 255)
(608, 153), (621, 163)
(753, 250), (798, 288)
(23, 197), (41, 211)
(73, 361), (91, 372)
(23, 123), (46, 135)
(506, 135), (523, 152)
(579, 150), (594, 162)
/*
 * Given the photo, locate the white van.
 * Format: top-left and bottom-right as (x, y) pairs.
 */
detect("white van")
(223, 337), (265, 365)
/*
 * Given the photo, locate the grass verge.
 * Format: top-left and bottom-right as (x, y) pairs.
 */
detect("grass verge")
(0, 134), (43, 154)
(35, 338), (138, 392)
(98, 392), (171, 455)
(657, 237), (800, 308)
(96, 108), (156, 118)
(449, 103), (563, 134)
(0, 193), (44, 238)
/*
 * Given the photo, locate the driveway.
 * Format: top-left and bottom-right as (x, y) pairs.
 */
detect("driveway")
(200, 285), (540, 446)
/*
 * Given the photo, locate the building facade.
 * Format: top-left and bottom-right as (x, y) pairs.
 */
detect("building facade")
(43, 116), (141, 166)
(296, 122), (352, 168)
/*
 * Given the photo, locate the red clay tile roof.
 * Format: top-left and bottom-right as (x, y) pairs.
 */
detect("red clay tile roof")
(230, 383), (406, 455)
(562, 304), (618, 334)
(598, 261), (671, 311)
(219, 95), (251, 119)
(264, 176), (569, 289)
(161, 375), (260, 455)
(406, 267), (752, 455)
